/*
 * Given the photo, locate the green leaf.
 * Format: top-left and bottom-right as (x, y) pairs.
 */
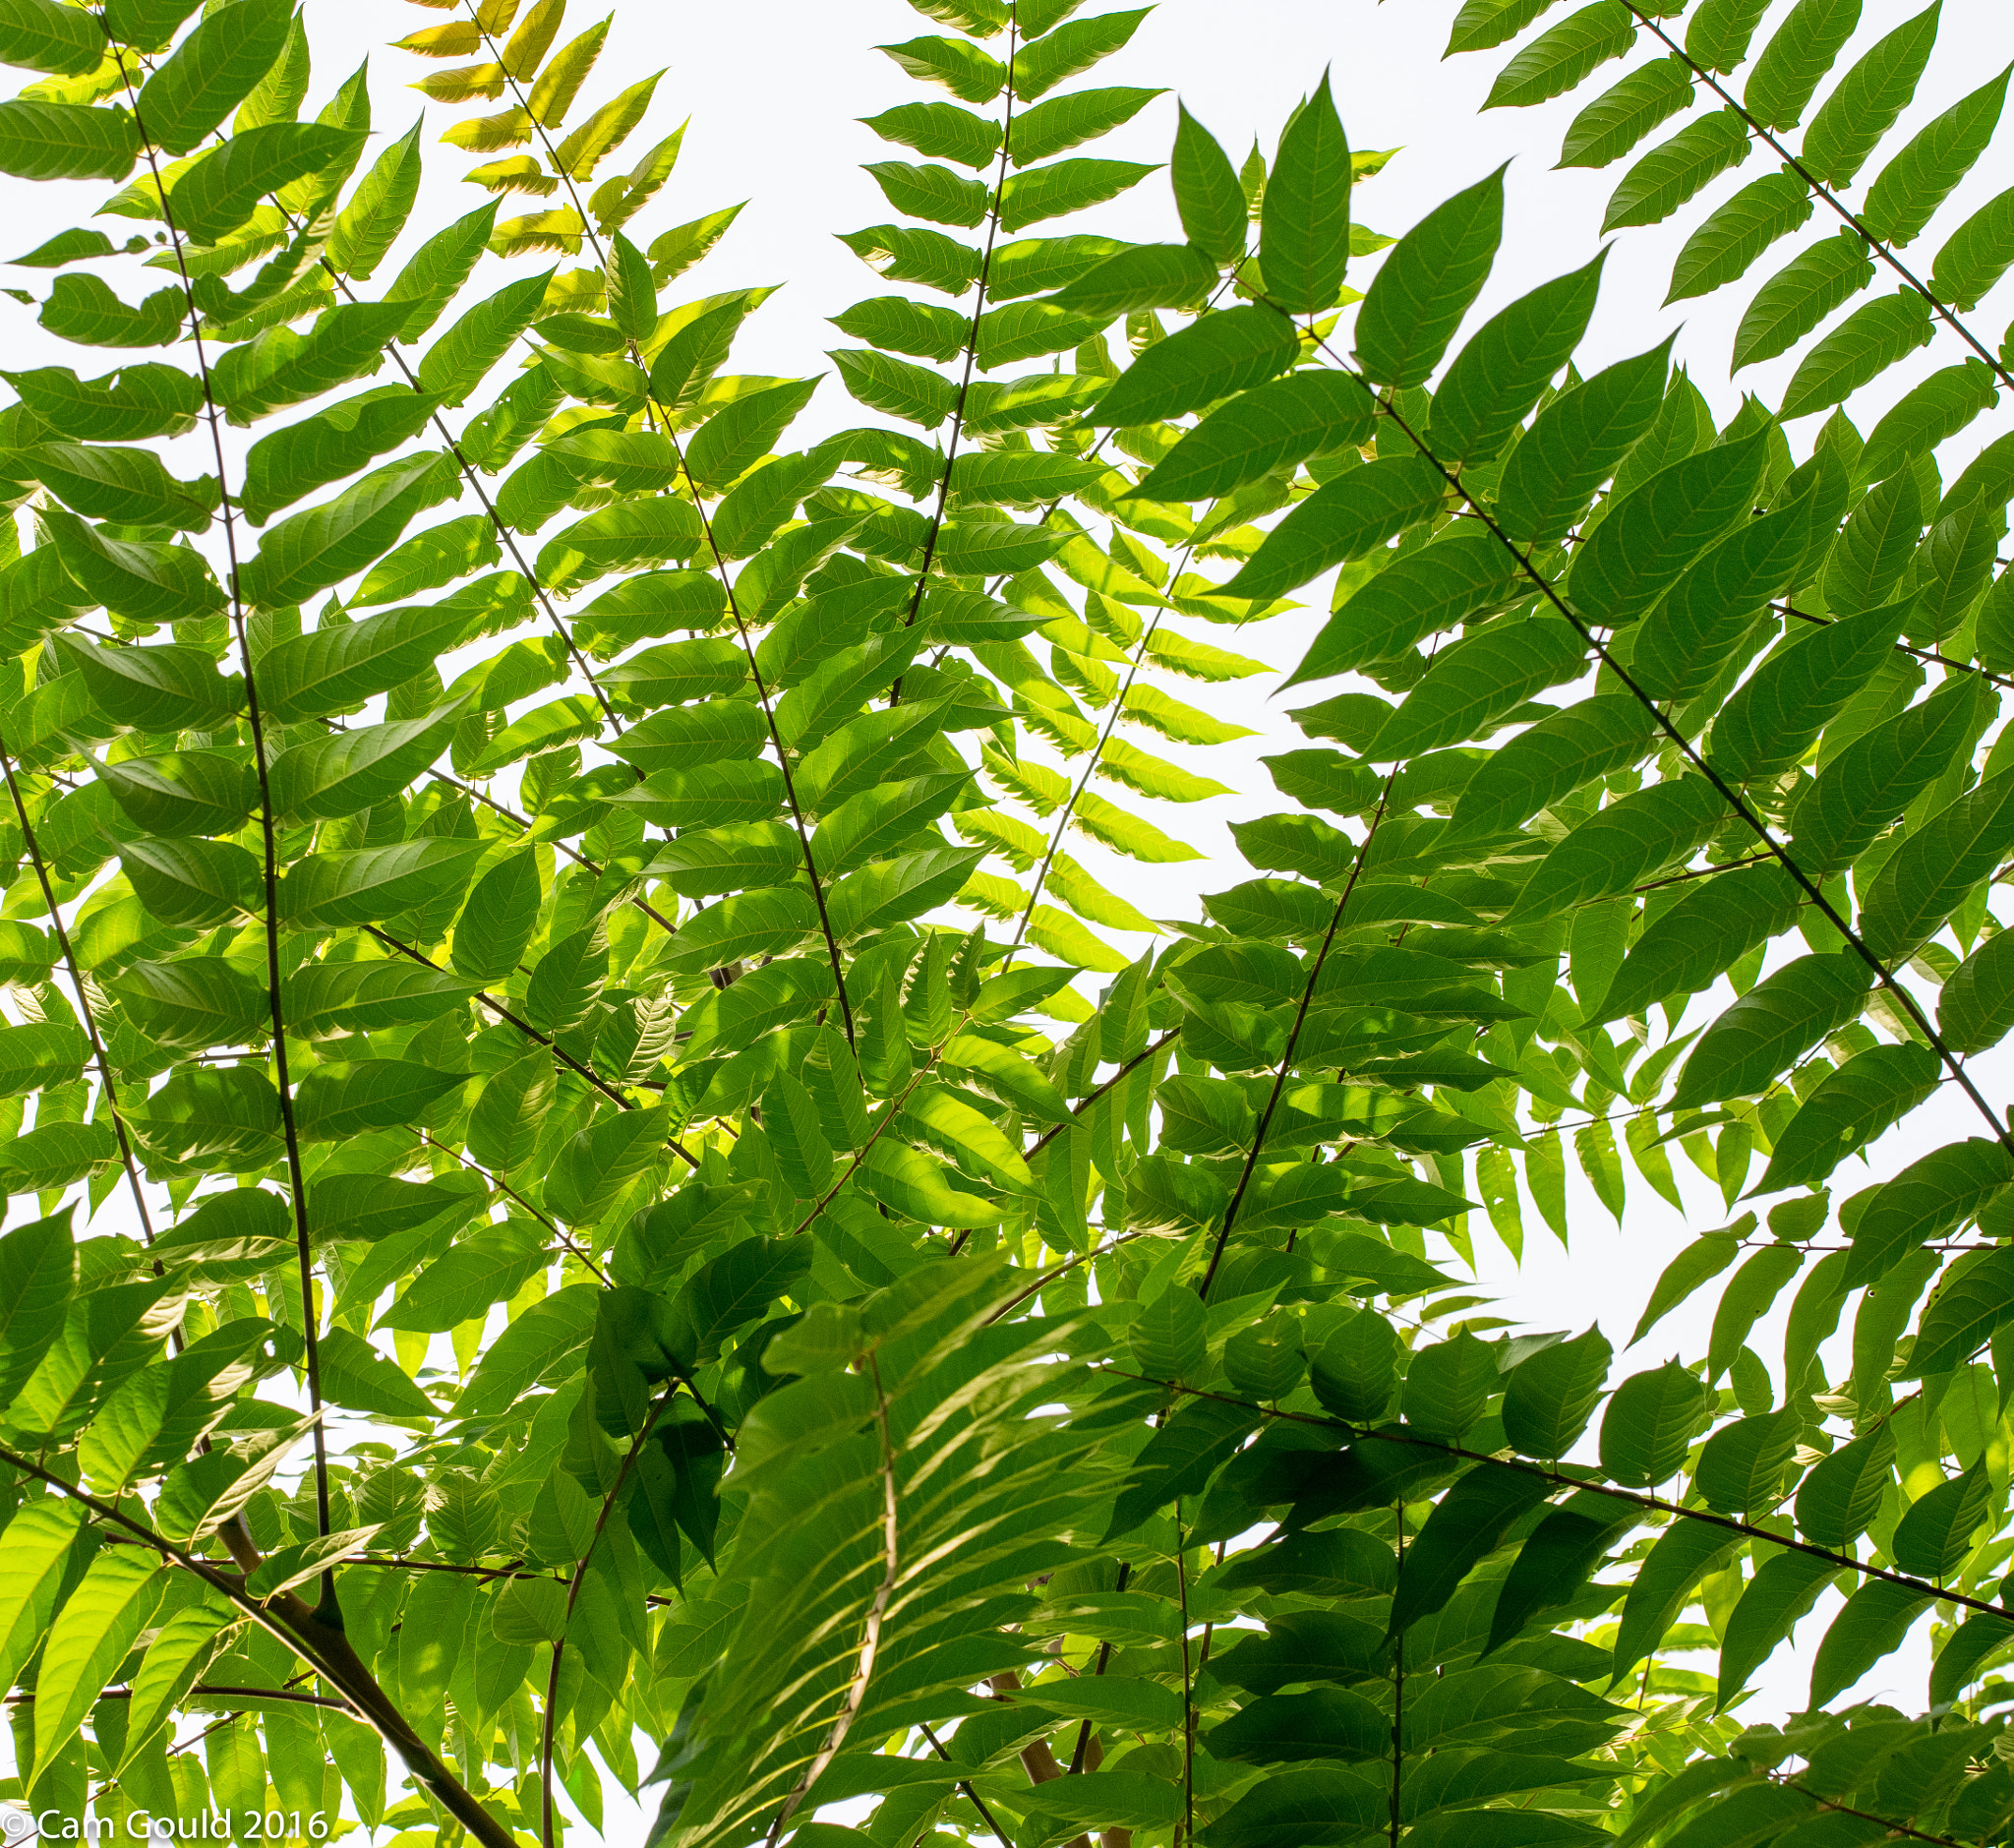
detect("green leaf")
(1447, 0), (1559, 56)
(0, 1211), (78, 1404)
(448, 849), (543, 986)
(1232, 455), (1448, 612)
(1684, 0), (1771, 73)
(1733, 229), (1876, 373)
(1501, 1327), (1612, 1459)
(1000, 156), (1155, 232)
(118, 1606), (231, 1766)
(688, 377), (821, 490)
(1485, 2), (1634, 110)
(417, 268), (554, 406)
(240, 452), (446, 609)
(328, 118), (425, 282)
(1930, 184), (2014, 311)
(1091, 304), (1300, 429)
(1409, 1330), (1506, 1434)
(1935, 929), (2014, 1056)
(27, 441), (216, 532)
(0, 0), (100, 75)
(1789, 673), (1986, 874)
(1810, 1580), (1933, 1713)
(1048, 240), (1218, 317)
(284, 961), (475, 1039)
(1390, 1461), (1553, 1632)
(7, 363), (200, 442)
(295, 1059), (467, 1141)
(122, 836), (261, 928)
(278, 840), (483, 930)
(1695, 1410), (1798, 1514)
(136, 0), (295, 154)
(269, 701), (465, 820)
(1561, 56), (1695, 169)
(1758, 1043), (1941, 1193)
(1859, 766), (2014, 961)
(1892, 1461), (1993, 1576)
(1844, 1140), (2014, 1289)
(258, 597), (473, 722)
(1779, 290), (1934, 421)
(1493, 336), (1674, 543)
(1600, 1362), (1711, 1487)
(382, 203), (502, 343)
(1171, 103), (1245, 264)
(1823, 469), (1924, 613)
(1863, 62), (2013, 248)
(1013, 85), (1161, 166)
(1565, 429), (1770, 633)
(1745, 0), (1863, 130)
(0, 101), (137, 182)
(1360, 618), (1584, 761)
(1594, 865), (1801, 1025)
(1449, 694), (1653, 840)
(877, 32), (1004, 103)
(28, 1550), (166, 1785)
(1354, 165), (1505, 387)
(317, 1325), (438, 1419)
(1717, 1549), (1840, 1709)
(861, 98), (999, 168)
(53, 631), (241, 731)
(1709, 601), (1909, 782)
(1801, 2), (1940, 187)
(1132, 369), (1372, 503)
(238, 387), (441, 526)
(1673, 952), (1869, 1107)
(1797, 1425), (1895, 1544)
(379, 1222), (549, 1333)
(1510, 777), (1724, 924)
(107, 957), (265, 1048)
(830, 347), (957, 428)
(1612, 1518), (1742, 1682)
(39, 507), (223, 626)
(1603, 108), (1750, 234)
(1429, 252), (1605, 463)
(170, 123), (362, 246)
(864, 157), (989, 226)
(1260, 71), (1350, 315)
(1666, 172), (1813, 304)
(1861, 362), (1999, 491)
(1013, 7), (1150, 101)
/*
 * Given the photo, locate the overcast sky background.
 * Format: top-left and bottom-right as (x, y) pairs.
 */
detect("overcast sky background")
(8, 0), (2014, 1836)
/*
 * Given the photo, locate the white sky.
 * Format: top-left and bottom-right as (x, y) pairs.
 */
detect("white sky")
(8, 0), (2014, 1835)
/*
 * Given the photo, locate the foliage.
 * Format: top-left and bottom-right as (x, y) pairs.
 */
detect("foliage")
(0, 0), (2011, 1846)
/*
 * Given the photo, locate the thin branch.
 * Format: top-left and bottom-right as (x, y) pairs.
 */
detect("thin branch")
(896, 14), (1020, 659)
(0, 733), (155, 1245)
(111, 46), (334, 1616)
(455, 3), (858, 1047)
(1618, 3), (2014, 397)
(999, 523), (1209, 974)
(1100, 1367), (2012, 1623)
(763, 1351), (900, 1845)
(1287, 317), (2014, 1162)
(411, 1125), (611, 1282)
(0, 1439), (517, 1848)
(1198, 770), (1399, 1299)
(362, 923), (699, 1168)
(1777, 601), (2014, 694)
(1176, 1499), (1195, 1848)
(268, 209), (619, 727)
(917, 1720), (1013, 1845)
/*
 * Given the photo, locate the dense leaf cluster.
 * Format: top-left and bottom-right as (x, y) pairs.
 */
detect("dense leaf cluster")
(0, 0), (2012, 1845)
